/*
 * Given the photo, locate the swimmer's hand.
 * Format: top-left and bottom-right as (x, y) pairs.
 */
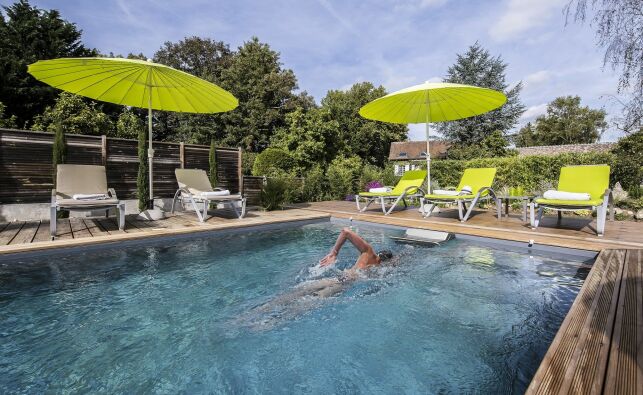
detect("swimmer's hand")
(319, 251), (337, 267)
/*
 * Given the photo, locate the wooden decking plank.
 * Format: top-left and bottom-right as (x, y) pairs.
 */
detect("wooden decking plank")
(54, 219), (73, 240)
(32, 220), (51, 242)
(83, 219), (110, 236)
(527, 250), (612, 394)
(0, 222), (25, 245)
(96, 218), (121, 234)
(69, 218), (92, 239)
(567, 249), (623, 394)
(8, 221), (40, 245)
(605, 249), (642, 395)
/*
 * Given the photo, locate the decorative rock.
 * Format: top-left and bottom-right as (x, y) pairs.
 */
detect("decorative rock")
(612, 182), (629, 202)
(635, 209), (643, 220)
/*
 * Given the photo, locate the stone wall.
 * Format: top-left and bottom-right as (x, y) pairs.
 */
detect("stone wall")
(516, 143), (615, 156)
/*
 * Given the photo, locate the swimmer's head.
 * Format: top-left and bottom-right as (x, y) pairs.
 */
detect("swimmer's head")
(376, 250), (393, 261)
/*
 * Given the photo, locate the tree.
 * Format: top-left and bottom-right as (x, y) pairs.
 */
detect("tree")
(611, 129), (643, 193)
(512, 122), (537, 148)
(0, 0), (96, 127)
(51, 121), (65, 186)
(136, 124), (149, 211)
(0, 102), (17, 128)
(209, 139), (218, 186)
(216, 37), (309, 151)
(32, 92), (114, 135)
(446, 130), (515, 159)
(116, 109), (144, 139)
(437, 43), (525, 143)
(320, 82), (408, 166)
(271, 107), (341, 170)
(152, 37), (233, 143)
(251, 147), (295, 176)
(514, 96), (607, 146)
(566, 0), (642, 132)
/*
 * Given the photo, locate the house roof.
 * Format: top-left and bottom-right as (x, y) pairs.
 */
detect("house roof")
(388, 141), (450, 161)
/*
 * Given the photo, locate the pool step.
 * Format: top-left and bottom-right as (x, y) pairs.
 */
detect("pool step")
(390, 229), (455, 246)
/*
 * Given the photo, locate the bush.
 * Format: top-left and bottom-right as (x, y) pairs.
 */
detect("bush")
(611, 130), (642, 192)
(261, 177), (288, 210)
(242, 151), (257, 176)
(429, 152), (617, 194)
(252, 148), (296, 176)
(301, 165), (331, 202)
(326, 156), (363, 200)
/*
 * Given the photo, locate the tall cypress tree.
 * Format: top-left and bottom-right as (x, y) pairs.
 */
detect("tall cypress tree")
(209, 138), (218, 187)
(437, 43), (525, 144)
(136, 126), (149, 211)
(51, 121), (65, 186)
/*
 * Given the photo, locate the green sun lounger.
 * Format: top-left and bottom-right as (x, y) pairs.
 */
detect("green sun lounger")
(530, 165), (613, 236)
(356, 170), (427, 215)
(420, 167), (499, 222)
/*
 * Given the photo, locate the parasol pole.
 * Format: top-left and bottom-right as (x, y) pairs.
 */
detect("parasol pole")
(147, 79), (154, 209)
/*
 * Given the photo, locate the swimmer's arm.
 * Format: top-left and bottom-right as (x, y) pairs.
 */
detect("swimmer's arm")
(320, 228), (372, 266)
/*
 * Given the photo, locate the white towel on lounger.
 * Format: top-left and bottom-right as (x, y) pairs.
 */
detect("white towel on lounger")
(543, 190), (591, 201)
(200, 190), (230, 198)
(72, 193), (109, 200)
(369, 187), (392, 193)
(433, 186), (472, 196)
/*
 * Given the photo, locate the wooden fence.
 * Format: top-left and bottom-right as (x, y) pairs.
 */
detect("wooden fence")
(0, 129), (243, 204)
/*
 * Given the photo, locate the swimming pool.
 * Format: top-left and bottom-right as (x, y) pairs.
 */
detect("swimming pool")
(0, 220), (592, 393)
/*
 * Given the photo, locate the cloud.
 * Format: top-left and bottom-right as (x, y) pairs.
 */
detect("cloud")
(523, 70), (551, 88)
(520, 103), (548, 122)
(489, 0), (565, 41)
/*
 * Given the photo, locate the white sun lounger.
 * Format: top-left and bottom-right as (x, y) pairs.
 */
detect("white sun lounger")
(171, 169), (246, 222)
(51, 164), (125, 237)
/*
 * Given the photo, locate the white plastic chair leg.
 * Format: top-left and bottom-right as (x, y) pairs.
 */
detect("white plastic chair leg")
(597, 205), (607, 237)
(118, 203), (125, 230)
(50, 206), (57, 237)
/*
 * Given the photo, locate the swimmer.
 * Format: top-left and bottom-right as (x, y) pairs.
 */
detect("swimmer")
(236, 228), (394, 329)
(319, 227), (393, 271)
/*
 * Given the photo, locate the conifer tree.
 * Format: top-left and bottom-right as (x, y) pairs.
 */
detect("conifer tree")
(136, 126), (149, 211)
(437, 43), (525, 144)
(209, 139), (218, 187)
(51, 120), (65, 186)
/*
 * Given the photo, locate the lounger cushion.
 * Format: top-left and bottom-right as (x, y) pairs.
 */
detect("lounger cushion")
(423, 193), (476, 200)
(534, 198), (603, 207)
(359, 191), (408, 197)
(194, 193), (243, 201)
(56, 198), (120, 207)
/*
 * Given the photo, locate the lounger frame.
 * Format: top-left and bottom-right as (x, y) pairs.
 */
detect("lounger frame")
(529, 189), (614, 236)
(50, 188), (125, 238)
(171, 187), (247, 222)
(420, 187), (501, 222)
(356, 186), (425, 215)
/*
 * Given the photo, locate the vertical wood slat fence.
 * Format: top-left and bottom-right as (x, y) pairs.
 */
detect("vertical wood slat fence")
(0, 129), (242, 204)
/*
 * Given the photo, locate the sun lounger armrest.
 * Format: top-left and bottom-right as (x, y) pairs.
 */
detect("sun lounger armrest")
(51, 189), (57, 207)
(476, 186), (496, 197)
(107, 188), (118, 200)
(404, 186), (426, 196)
(603, 188), (614, 221)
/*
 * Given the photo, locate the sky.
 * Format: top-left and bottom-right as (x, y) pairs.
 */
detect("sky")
(2, 0), (627, 141)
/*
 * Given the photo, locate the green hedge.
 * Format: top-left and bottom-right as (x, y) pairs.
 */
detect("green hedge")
(429, 152), (617, 193)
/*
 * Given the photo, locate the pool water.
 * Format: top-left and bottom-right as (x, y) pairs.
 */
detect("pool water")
(0, 221), (590, 394)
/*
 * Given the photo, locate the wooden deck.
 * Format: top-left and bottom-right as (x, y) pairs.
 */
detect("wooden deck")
(296, 201), (643, 251)
(0, 209), (330, 255)
(526, 249), (642, 395)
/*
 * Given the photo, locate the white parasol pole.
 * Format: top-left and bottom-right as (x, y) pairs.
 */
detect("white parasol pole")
(425, 91), (431, 193)
(147, 86), (154, 208)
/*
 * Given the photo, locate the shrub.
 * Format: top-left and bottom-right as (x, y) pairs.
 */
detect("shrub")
(326, 155), (363, 199)
(209, 139), (218, 186)
(301, 165), (330, 202)
(51, 121), (66, 186)
(252, 148), (296, 176)
(137, 125), (149, 211)
(261, 177), (288, 210)
(611, 130), (642, 192)
(242, 151), (257, 176)
(430, 152), (617, 194)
